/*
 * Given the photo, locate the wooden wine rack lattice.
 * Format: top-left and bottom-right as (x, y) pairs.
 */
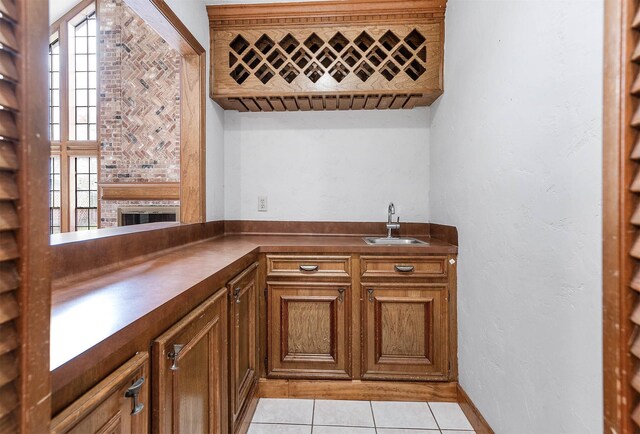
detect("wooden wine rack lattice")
(208, 0), (446, 112)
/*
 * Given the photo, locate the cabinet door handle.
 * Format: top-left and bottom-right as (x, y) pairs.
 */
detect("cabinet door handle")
(337, 288), (345, 302)
(124, 377), (145, 415)
(168, 344), (185, 371)
(367, 288), (374, 302)
(234, 287), (241, 304)
(394, 265), (415, 273)
(299, 264), (319, 272)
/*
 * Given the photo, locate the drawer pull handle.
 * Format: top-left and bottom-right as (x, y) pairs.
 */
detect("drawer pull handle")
(234, 287), (241, 304)
(168, 344), (185, 371)
(338, 288), (345, 302)
(124, 377), (145, 415)
(394, 265), (415, 273)
(299, 265), (319, 272)
(367, 288), (374, 302)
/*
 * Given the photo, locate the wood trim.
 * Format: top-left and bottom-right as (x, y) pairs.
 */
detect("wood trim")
(179, 53), (206, 224)
(50, 221), (224, 283)
(207, 0), (447, 28)
(224, 220), (432, 238)
(257, 378), (458, 402)
(457, 385), (494, 434)
(603, 0), (635, 432)
(17, 0), (52, 430)
(124, 0), (205, 56)
(99, 183), (180, 201)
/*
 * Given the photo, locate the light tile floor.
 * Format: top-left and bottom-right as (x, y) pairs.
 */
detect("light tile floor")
(248, 399), (475, 434)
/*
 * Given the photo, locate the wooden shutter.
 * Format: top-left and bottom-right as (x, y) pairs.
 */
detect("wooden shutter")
(604, 1), (640, 432)
(0, 0), (52, 432)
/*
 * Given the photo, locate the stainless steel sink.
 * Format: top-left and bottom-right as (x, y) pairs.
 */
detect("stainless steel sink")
(363, 237), (428, 245)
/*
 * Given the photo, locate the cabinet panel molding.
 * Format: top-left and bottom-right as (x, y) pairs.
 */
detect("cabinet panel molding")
(362, 282), (449, 381)
(227, 262), (259, 433)
(268, 282), (352, 379)
(152, 288), (228, 434)
(51, 352), (149, 434)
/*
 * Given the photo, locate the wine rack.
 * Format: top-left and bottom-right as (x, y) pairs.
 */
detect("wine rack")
(208, 0), (447, 112)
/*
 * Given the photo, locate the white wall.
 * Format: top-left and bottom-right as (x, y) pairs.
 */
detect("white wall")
(50, 0), (80, 24)
(429, 1), (603, 433)
(224, 108), (430, 222)
(162, 0), (226, 221)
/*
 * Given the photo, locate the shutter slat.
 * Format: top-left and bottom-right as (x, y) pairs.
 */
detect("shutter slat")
(630, 235), (640, 260)
(0, 1), (16, 24)
(633, 367), (640, 394)
(0, 293), (17, 324)
(0, 412), (16, 434)
(0, 263), (16, 295)
(0, 111), (17, 140)
(633, 42), (640, 64)
(0, 172), (17, 201)
(0, 81), (17, 112)
(0, 232), (17, 262)
(0, 384), (16, 420)
(0, 353), (16, 389)
(0, 142), (16, 170)
(634, 6), (640, 29)
(0, 324), (17, 356)
(0, 22), (16, 53)
(0, 51), (17, 83)
(0, 202), (17, 232)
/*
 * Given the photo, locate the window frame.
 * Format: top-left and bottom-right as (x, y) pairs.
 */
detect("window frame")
(49, 0), (99, 233)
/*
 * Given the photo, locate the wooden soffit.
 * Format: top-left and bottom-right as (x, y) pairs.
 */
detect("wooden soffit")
(100, 183), (180, 201)
(207, 0), (447, 29)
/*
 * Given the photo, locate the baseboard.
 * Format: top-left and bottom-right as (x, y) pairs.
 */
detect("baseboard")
(258, 378), (458, 402)
(457, 384), (495, 434)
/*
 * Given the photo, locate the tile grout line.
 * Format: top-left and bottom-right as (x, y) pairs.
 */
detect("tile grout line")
(369, 400), (378, 433)
(311, 399), (316, 433)
(426, 401), (443, 433)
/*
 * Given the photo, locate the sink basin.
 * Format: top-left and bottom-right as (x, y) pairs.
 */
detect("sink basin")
(363, 237), (428, 245)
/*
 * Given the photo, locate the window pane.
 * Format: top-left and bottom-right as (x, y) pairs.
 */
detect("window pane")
(48, 39), (60, 142)
(70, 10), (97, 143)
(49, 156), (61, 234)
(73, 156), (98, 230)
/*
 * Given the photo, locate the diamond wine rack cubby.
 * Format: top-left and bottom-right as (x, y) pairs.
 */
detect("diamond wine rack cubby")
(207, 0), (447, 112)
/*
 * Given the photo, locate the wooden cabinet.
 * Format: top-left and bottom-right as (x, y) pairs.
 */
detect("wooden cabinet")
(361, 283), (449, 381)
(268, 282), (351, 379)
(51, 352), (149, 434)
(207, 0), (446, 112)
(152, 289), (228, 434)
(227, 263), (259, 433)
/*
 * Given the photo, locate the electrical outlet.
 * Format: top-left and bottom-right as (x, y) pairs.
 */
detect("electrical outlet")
(258, 196), (268, 212)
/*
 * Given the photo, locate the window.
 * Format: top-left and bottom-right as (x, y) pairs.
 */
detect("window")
(72, 157), (98, 230)
(48, 37), (60, 142)
(49, 157), (61, 234)
(49, 2), (99, 233)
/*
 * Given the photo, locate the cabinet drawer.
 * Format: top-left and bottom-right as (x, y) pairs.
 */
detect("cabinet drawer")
(267, 255), (351, 278)
(361, 256), (447, 279)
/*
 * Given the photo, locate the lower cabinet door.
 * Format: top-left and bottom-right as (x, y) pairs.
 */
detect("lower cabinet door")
(153, 288), (228, 434)
(227, 263), (259, 433)
(51, 352), (149, 434)
(268, 282), (351, 379)
(362, 283), (449, 381)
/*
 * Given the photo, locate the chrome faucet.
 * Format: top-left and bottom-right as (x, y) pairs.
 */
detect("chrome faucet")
(386, 202), (400, 238)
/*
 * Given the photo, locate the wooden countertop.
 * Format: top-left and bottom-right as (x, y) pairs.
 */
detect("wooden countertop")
(50, 234), (457, 391)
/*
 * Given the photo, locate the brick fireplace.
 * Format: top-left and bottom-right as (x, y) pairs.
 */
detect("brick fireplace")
(98, 0), (181, 227)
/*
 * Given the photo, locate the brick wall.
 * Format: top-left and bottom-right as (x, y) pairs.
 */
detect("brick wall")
(99, 0), (180, 227)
